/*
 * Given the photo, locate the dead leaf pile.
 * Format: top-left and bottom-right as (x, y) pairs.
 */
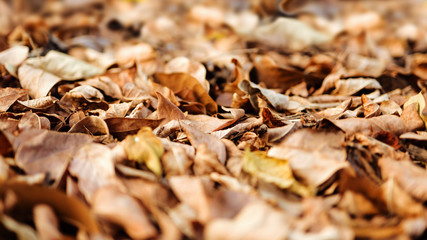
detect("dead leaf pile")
(1, 0), (427, 239)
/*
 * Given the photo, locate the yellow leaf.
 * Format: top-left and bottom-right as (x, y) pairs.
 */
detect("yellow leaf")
(403, 92), (427, 128)
(122, 127), (164, 176)
(242, 149), (312, 197)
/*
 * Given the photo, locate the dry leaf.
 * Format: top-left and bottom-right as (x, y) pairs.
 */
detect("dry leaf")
(181, 123), (227, 165)
(205, 202), (289, 240)
(243, 149), (311, 197)
(69, 143), (123, 202)
(154, 73), (217, 114)
(14, 129), (92, 183)
(253, 17), (332, 51)
(122, 127), (164, 176)
(92, 186), (157, 239)
(0, 88), (28, 112)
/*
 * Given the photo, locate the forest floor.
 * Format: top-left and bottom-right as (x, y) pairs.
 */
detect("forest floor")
(1, 0), (427, 239)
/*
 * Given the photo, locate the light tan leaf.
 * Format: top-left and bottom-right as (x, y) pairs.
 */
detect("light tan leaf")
(268, 129), (347, 187)
(181, 123), (227, 164)
(0, 45), (29, 66)
(379, 157), (427, 201)
(169, 176), (212, 223)
(332, 78), (382, 96)
(93, 186), (157, 239)
(253, 17), (332, 51)
(194, 143), (228, 176)
(69, 143), (123, 202)
(14, 129), (92, 183)
(33, 204), (67, 240)
(17, 63), (62, 99)
(205, 202), (289, 240)
(24, 50), (103, 80)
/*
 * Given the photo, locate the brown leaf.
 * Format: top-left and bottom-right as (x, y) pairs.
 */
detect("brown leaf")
(68, 116), (109, 136)
(154, 73), (217, 114)
(361, 94), (381, 118)
(205, 202), (289, 240)
(330, 115), (405, 137)
(14, 129), (92, 183)
(0, 183), (101, 235)
(181, 123), (227, 164)
(69, 143), (123, 203)
(379, 157), (427, 201)
(194, 143), (228, 176)
(0, 88), (28, 112)
(92, 186), (157, 239)
(156, 92), (185, 123)
(104, 117), (162, 139)
(268, 129), (347, 187)
(169, 176), (212, 223)
(33, 204), (68, 240)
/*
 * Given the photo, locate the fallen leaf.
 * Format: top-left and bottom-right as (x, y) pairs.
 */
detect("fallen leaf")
(330, 115), (405, 137)
(0, 88), (28, 112)
(69, 143), (123, 202)
(122, 127), (164, 176)
(24, 50), (103, 80)
(332, 78), (382, 96)
(268, 129), (347, 188)
(379, 157), (427, 201)
(403, 92), (427, 128)
(154, 73), (217, 114)
(104, 117), (162, 139)
(33, 204), (68, 240)
(0, 45), (29, 66)
(181, 123), (227, 164)
(253, 17), (332, 51)
(13, 129), (92, 183)
(205, 201), (289, 240)
(92, 186), (157, 239)
(243, 149), (311, 196)
(156, 92), (185, 123)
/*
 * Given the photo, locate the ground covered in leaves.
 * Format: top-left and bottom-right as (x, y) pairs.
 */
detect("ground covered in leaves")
(2, 0), (427, 239)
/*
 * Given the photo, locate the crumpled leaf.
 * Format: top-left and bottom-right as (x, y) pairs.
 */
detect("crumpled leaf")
(243, 149), (311, 197)
(122, 127), (164, 176)
(403, 92), (427, 128)
(238, 79), (302, 112)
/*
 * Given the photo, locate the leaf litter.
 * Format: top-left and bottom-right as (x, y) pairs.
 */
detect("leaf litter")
(2, 0), (427, 239)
